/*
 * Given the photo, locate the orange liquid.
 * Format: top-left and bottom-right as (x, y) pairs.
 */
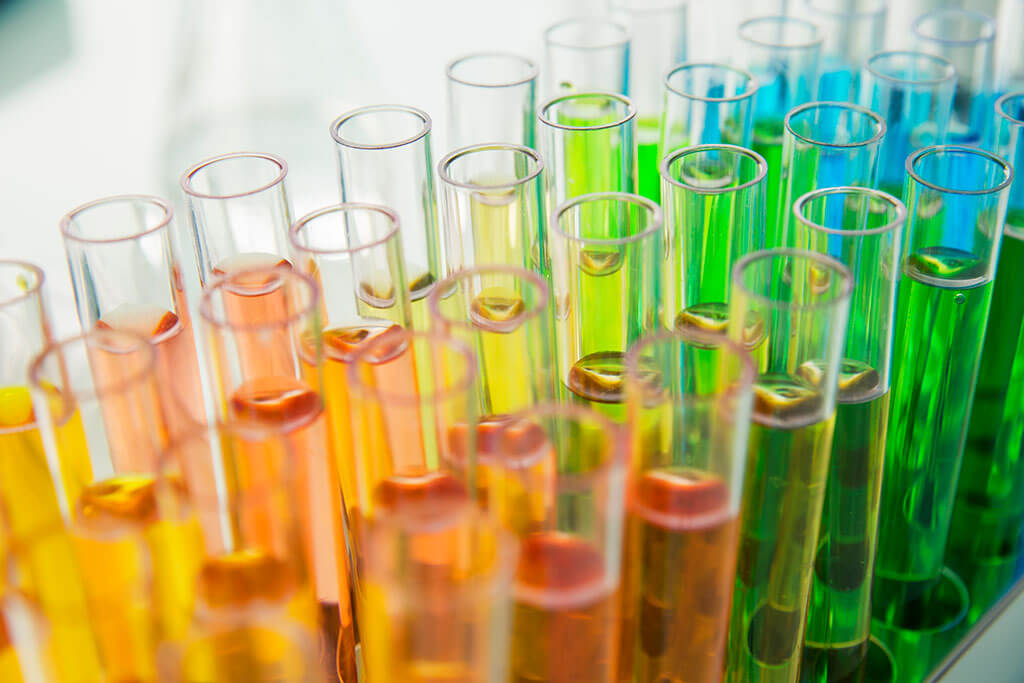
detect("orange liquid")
(618, 469), (738, 683)
(512, 532), (619, 682)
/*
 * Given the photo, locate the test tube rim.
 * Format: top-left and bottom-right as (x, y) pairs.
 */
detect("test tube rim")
(663, 61), (760, 104)
(804, 0), (887, 20)
(544, 17), (631, 51)
(330, 104), (433, 151)
(436, 142), (544, 192)
(784, 100), (886, 150)
(912, 8), (996, 47)
(427, 264), (550, 331)
(905, 144), (1014, 197)
(496, 401), (626, 475)
(660, 144), (768, 195)
(537, 91), (638, 132)
(60, 195), (174, 245)
(793, 185), (907, 237)
(180, 151), (288, 201)
(996, 91), (1024, 126)
(446, 52), (539, 89)
(198, 264), (321, 334)
(731, 247), (854, 313)
(736, 15), (823, 51)
(552, 191), (663, 247)
(289, 202), (401, 256)
(864, 50), (957, 88)
(0, 260), (45, 311)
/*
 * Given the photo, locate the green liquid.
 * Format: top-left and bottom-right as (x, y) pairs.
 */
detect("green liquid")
(752, 119), (784, 249)
(874, 248), (994, 585)
(725, 375), (835, 683)
(558, 101), (632, 201)
(638, 117), (660, 204)
(467, 178), (536, 272)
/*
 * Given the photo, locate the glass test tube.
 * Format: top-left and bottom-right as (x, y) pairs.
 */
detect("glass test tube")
(791, 187), (906, 682)
(738, 16), (823, 248)
(660, 144), (768, 356)
(609, 0), (688, 204)
(723, 249), (853, 683)
(29, 329), (202, 682)
(446, 53), (538, 150)
(620, 331), (755, 683)
(873, 146), (1012, 625)
(913, 8), (996, 146)
(660, 63), (759, 179)
(488, 404), (626, 682)
(550, 192), (666, 422)
(805, 0), (888, 102)
(198, 264), (350, 677)
(155, 424), (325, 682)
(860, 51), (956, 198)
(950, 93), (1024, 593)
(538, 92), (638, 208)
(778, 101), (885, 247)
(543, 17), (630, 97)
(437, 144), (546, 274)
(331, 105), (443, 331)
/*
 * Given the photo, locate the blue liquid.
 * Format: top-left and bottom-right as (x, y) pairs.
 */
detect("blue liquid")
(818, 63), (858, 104)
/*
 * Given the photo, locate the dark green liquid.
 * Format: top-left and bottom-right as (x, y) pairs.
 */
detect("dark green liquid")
(637, 117), (660, 204)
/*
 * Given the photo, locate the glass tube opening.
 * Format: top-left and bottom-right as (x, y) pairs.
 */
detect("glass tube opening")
(289, 203), (400, 255)
(913, 9), (996, 47)
(874, 568), (969, 635)
(627, 328), (757, 400)
(737, 16), (823, 50)
(428, 265), (549, 331)
(181, 152), (288, 200)
(538, 92), (637, 131)
(438, 144), (543, 191)
(661, 144), (768, 195)
(664, 63), (759, 103)
(793, 186), (907, 237)
(785, 101), (886, 148)
(907, 145), (1013, 195)
(495, 402), (623, 476)
(447, 53), (538, 88)
(544, 18), (630, 50)
(0, 261), (44, 310)
(866, 50), (956, 86)
(997, 92), (1024, 125)
(733, 248), (853, 312)
(60, 196), (172, 244)
(553, 192), (663, 246)
(330, 105), (432, 151)
(199, 264), (320, 333)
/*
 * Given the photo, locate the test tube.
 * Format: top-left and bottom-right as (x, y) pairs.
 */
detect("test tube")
(437, 144), (546, 274)
(446, 53), (538, 150)
(913, 8), (996, 146)
(609, 0), (688, 203)
(995, 0), (1024, 94)
(738, 16), (823, 246)
(331, 105), (443, 331)
(805, 0), (888, 102)
(0, 591), (58, 683)
(860, 50), (956, 198)
(660, 144), (768, 358)
(490, 404), (626, 682)
(723, 249), (853, 683)
(550, 192), (666, 422)
(950, 93), (1024, 599)
(543, 17), (630, 97)
(777, 101), (885, 247)
(620, 330), (755, 682)
(791, 187), (906, 682)
(538, 92), (638, 207)
(873, 146), (1012, 633)
(660, 63), (759, 170)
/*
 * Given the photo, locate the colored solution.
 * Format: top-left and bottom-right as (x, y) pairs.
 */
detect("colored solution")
(638, 117), (660, 204)
(752, 118), (785, 249)
(618, 469), (738, 683)
(556, 98), (631, 200)
(817, 65), (857, 105)
(874, 248), (993, 585)
(726, 375), (835, 683)
(466, 178), (535, 272)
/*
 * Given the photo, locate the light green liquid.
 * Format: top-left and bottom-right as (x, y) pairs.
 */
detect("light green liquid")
(638, 117), (660, 204)
(752, 118), (784, 249)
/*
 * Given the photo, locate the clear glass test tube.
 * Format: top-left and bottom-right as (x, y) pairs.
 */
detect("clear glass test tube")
(860, 50), (956, 198)
(550, 192), (666, 422)
(620, 330), (755, 682)
(723, 249), (853, 683)
(913, 8), (997, 146)
(543, 17), (631, 97)
(660, 63), (759, 182)
(738, 16), (823, 245)
(446, 53), (539, 150)
(791, 187), (906, 682)
(198, 264), (350, 676)
(488, 404), (626, 682)
(437, 144), (546, 274)
(778, 101), (885, 247)
(873, 146), (1012, 630)
(538, 92), (638, 208)
(994, 92), (1024, 229)
(805, 0), (888, 102)
(331, 105), (443, 331)
(661, 144), (768, 352)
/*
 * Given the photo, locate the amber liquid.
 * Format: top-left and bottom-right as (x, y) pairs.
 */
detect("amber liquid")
(566, 351), (629, 423)
(618, 469), (738, 683)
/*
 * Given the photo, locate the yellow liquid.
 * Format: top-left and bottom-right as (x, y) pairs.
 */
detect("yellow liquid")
(472, 287), (534, 416)
(174, 622), (321, 683)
